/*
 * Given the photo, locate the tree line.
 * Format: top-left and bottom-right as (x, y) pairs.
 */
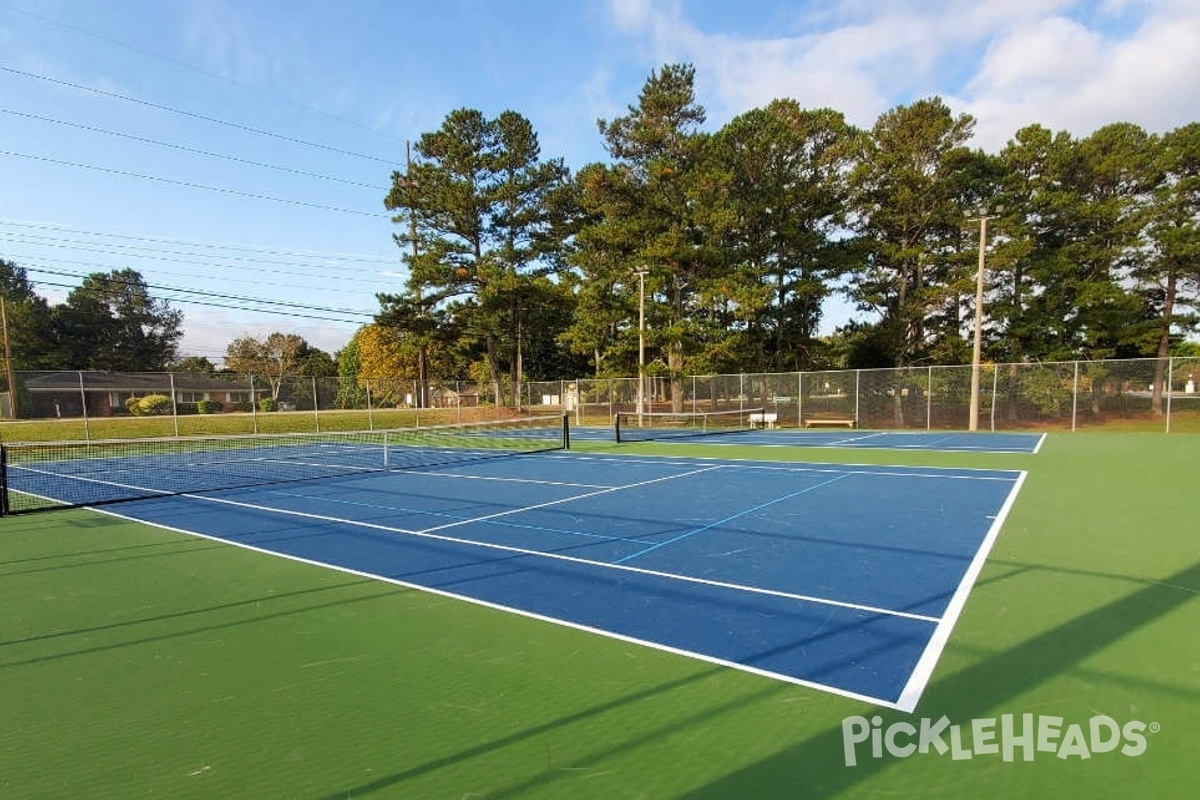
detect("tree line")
(3, 64), (1198, 406)
(366, 63), (1199, 409)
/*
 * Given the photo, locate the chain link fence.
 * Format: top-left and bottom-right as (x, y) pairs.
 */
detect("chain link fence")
(3, 357), (1198, 439)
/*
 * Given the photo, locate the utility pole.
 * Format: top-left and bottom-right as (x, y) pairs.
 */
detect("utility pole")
(1, 298), (15, 419)
(634, 271), (647, 425)
(406, 140), (428, 409)
(965, 208), (1001, 432)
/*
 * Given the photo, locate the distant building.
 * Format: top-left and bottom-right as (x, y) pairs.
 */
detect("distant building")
(18, 371), (262, 418)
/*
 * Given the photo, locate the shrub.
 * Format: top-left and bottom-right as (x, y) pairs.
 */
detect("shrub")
(124, 396), (142, 415)
(259, 397), (278, 412)
(196, 399), (219, 414)
(137, 394), (174, 416)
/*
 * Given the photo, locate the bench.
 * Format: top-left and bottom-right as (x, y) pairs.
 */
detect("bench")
(802, 416), (855, 428)
(749, 411), (778, 429)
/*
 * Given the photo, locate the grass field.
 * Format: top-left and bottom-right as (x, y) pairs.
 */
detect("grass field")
(1, 431), (1197, 799)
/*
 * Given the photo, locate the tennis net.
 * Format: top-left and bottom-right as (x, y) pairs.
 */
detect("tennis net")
(0, 415), (568, 515)
(614, 408), (763, 443)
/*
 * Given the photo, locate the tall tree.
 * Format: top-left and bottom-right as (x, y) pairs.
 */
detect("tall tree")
(587, 63), (735, 407)
(562, 163), (646, 377)
(1140, 122), (1200, 411)
(0, 259), (57, 370)
(1068, 123), (1159, 360)
(385, 108), (571, 406)
(712, 101), (860, 371)
(224, 332), (315, 400)
(53, 268), (182, 371)
(847, 98), (977, 374)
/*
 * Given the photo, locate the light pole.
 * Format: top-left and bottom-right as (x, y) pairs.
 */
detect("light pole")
(635, 270), (647, 425)
(965, 208), (1000, 432)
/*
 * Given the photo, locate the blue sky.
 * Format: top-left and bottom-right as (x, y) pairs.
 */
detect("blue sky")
(2, 0), (1198, 362)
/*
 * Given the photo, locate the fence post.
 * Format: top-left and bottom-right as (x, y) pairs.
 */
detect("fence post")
(312, 377), (320, 433)
(926, 366), (932, 430)
(250, 375), (259, 434)
(990, 365), (999, 432)
(1071, 361), (1080, 432)
(1166, 357), (1174, 434)
(797, 371), (804, 427)
(79, 371), (90, 441)
(855, 369), (861, 427)
(170, 372), (180, 438)
(366, 378), (374, 431)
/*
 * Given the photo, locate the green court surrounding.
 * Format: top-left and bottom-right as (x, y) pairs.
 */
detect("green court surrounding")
(2, 431), (1197, 799)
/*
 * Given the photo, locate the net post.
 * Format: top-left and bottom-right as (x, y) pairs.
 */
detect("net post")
(614, 412), (623, 443)
(562, 413), (570, 450)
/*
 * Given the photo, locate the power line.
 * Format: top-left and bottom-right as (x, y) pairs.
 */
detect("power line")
(0, 65), (400, 166)
(0, 149), (392, 218)
(5, 251), (390, 296)
(0, 220), (401, 264)
(26, 266), (376, 319)
(0, 108), (392, 191)
(0, 0), (405, 148)
(1, 232), (401, 284)
(31, 278), (372, 325)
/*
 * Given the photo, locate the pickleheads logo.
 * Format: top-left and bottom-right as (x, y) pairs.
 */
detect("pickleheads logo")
(841, 714), (1158, 767)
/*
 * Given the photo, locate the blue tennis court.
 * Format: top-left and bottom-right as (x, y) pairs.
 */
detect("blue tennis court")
(88, 448), (1025, 711)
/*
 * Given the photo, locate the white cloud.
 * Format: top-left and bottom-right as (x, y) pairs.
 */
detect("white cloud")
(958, 6), (1200, 148)
(604, 0), (1200, 150)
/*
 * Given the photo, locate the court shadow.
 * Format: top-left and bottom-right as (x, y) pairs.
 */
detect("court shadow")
(676, 558), (1200, 799)
(305, 665), (779, 800)
(0, 582), (404, 669)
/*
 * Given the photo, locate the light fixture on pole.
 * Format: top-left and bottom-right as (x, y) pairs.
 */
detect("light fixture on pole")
(634, 270), (647, 425)
(965, 206), (1001, 432)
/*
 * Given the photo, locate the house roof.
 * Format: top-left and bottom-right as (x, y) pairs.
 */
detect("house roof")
(22, 371), (255, 392)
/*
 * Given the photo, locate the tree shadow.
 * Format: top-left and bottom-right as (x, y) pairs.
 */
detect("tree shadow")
(677, 558), (1200, 799)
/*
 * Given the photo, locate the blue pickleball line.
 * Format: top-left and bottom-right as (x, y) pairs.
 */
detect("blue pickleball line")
(613, 471), (851, 564)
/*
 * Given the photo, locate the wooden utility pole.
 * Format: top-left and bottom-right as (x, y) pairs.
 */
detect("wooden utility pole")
(407, 140), (428, 409)
(1, 298), (16, 419)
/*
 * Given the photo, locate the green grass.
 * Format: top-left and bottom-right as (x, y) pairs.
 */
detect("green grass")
(1, 433), (1197, 798)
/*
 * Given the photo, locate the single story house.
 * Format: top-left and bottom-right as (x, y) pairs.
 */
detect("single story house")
(20, 371), (263, 418)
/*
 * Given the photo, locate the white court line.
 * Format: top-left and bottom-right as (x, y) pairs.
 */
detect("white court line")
(827, 431), (888, 446)
(1032, 433), (1048, 454)
(894, 470), (1029, 713)
(540, 451), (1021, 480)
(416, 465), (722, 534)
(398, 470), (612, 490)
(180, 488), (940, 624)
(84, 502), (911, 711)
(11, 465), (173, 495)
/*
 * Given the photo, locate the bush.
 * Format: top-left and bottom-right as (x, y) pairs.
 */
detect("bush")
(124, 396), (142, 415)
(259, 397), (278, 412)
(137, 394), (174, 416)
(196, 399), (219, 414)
